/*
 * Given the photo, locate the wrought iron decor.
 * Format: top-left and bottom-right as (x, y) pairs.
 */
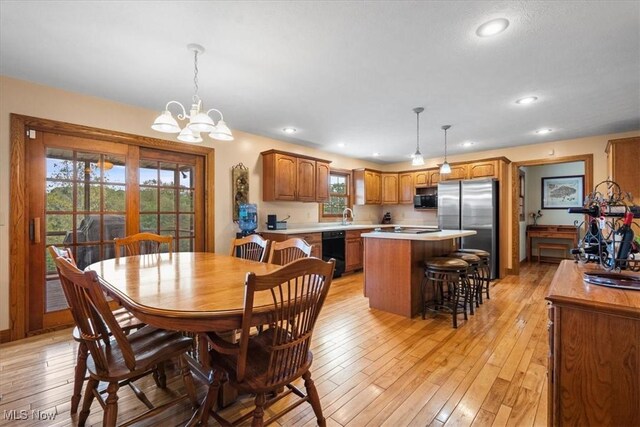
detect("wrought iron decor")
(232, 163), (249, 221)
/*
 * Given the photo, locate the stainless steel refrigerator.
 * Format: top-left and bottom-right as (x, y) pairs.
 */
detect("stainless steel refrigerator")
(438, 178), (499, 279)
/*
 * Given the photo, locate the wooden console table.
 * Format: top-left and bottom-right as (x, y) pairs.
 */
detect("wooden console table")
(526, 225), (578, 262)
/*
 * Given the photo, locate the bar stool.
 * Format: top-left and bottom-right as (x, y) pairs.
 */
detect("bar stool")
(447, 252), (482, 314)
(422, 257), (470, 328)
(458, 249), (491, 302)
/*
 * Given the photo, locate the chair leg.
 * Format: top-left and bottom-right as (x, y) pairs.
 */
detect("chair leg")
(252, 393), (266, 427)
(153, 361), (167, 389)
(78, 377), (98, 426)
(104, 381), (120, 426)
(200, 369), (224, 425)
(179, 355), (199, 408)
(303, 371), (326, 427)
(71, 341), (89, 413)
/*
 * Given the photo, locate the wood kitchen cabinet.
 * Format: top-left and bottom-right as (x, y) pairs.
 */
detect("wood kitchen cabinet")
(381, 173), (399, 204)
(353, 169), (382, 205)
(468, 160), (497, 179)
(262, 232), (322, 259)
(345, 228), (374, 272)
(414, 170), (429, 187)
(398, 172), (414, 204)
(261, 150), (331, 202)
(546, 261), (640, 426)
(606, 136), (640, 200)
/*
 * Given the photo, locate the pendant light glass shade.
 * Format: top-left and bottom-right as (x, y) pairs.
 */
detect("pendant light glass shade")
(209, 120), (234, 141)
(188, 111), (216, 133)
(177, 127), (203, 143)
(412, 152), (425, 166)
(440, 125), (452, 174)
(152, 110), (181, 133)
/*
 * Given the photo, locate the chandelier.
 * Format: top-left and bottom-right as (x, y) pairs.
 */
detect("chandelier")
(151, 43), (233, 143)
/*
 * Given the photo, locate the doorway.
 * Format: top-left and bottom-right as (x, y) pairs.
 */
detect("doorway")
(510, 154), (593, 274)
(10, 114), (214, 340)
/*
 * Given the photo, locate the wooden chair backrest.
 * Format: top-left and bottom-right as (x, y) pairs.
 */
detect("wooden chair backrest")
(48, 245), (76, 266)
(53, 256), (136, 375)
(230, 234), (269, 262)
(114, 232), (173, 259)
(237, 257), (335, 385)
(267, 238), (312, 265)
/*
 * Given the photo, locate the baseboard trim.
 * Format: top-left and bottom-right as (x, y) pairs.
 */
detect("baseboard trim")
(0, 329), (10, 343)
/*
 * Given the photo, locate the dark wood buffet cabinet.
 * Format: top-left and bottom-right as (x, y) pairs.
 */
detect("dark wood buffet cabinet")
(546, 261), (640, 426)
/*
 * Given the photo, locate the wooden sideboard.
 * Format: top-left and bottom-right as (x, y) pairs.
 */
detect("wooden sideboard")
(526, 225), (578, 262)
(546, 261), (640, 426)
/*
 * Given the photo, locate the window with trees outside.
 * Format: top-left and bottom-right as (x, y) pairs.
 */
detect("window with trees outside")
(321, 171), (351, 219)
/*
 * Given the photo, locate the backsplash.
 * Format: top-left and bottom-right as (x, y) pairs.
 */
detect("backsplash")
(382, 204), (438, 226)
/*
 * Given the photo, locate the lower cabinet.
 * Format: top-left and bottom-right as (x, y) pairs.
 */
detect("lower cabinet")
(345, 229), (373, 272)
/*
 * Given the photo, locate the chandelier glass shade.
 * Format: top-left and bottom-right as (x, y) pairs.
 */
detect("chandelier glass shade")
(411, 107), (425, 166)
(440, 125), (452, 174)
(152, 44), (233, 142)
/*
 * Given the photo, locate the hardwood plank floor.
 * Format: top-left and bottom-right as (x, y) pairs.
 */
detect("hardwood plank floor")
(0, 262), (556, 426)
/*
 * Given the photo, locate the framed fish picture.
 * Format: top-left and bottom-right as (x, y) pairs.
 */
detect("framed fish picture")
(541, 175), (584, 209)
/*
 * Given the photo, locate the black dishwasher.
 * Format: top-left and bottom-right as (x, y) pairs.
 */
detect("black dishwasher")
(322, 230), (345, 278)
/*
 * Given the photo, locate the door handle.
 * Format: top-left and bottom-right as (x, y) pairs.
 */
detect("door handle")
(30, 218), (41, 243)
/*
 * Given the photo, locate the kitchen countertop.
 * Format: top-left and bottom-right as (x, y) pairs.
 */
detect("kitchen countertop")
(258, 224), (438, 234)
(361, 229), (476, 241)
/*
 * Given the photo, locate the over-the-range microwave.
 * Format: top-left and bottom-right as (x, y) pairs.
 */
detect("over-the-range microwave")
(414, 194), (437, 209)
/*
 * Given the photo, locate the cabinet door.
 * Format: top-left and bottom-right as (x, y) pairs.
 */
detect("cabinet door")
(609, 138), (640, 200)
(414, 170), (429, 187)
(381, 174), (399, 204)
(345, 237), (362, 271)
(315, 161), (330, 202)
(297, 158), (316, 202)
(469, 161), (497, 179)
(274, 154), (297, 200)
(439, 164), (468, 181)
(398, 173), (414, 204)
(428, 169), (441, 185)
(365, 171), (382, 204)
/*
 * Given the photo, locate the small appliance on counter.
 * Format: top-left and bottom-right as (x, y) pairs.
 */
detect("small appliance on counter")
(238, 204), (258, 236)
(381, 212), (392, 224)
(266, 214), (288, 230)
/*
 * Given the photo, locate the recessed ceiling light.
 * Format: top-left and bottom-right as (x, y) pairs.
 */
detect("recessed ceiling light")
(462, 141), (474, 148)
(536, 128), (552, 134)
(515, 96), (538, 105)
(282, 127), (297, 134)
(372, 152), (380, 157)
(476, 18), (510, 37)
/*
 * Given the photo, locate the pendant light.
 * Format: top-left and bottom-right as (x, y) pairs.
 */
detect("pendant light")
(152, 43), (233, 142)
(411, 107), (425, 166)
(440, 125), (452, 174)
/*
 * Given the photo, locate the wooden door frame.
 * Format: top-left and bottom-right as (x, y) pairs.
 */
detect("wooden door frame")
(9, 114), (215, 341)
(510, 154), (593, 275)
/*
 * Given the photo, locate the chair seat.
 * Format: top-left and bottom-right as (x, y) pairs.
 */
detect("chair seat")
(448, 252), (482, 264)
(86, 326), (193, 381)
(425, 257), (469, 270)
(458, 248), (490, 258)
(208, 328), (313, 393)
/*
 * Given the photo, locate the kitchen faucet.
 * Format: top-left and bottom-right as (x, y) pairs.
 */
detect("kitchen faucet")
(342, 208), (354, 225)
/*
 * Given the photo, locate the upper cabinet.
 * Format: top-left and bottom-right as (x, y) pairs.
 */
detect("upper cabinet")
(354, 169), (382, 205)
(261, 150), (331, 202)
(381, 173), (399, 204)
(398, 173), (414, 204)
(606, 137), (640, 200)
(414, 170), (429, 187)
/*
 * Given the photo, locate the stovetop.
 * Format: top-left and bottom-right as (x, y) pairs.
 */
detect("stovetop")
(374, 227), (442, 234)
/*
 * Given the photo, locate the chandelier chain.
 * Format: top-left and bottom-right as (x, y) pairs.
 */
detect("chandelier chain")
(193, 49), (199, 103)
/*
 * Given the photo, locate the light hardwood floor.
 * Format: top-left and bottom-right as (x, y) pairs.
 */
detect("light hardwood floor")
(0, 262), (556, 426)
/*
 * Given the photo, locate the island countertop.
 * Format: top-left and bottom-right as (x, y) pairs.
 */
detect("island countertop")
(361, 229), (476, 241)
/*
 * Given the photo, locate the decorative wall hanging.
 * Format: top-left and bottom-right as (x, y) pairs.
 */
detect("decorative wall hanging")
(232, 163), (249, 221)
(541, 175), (584, 209)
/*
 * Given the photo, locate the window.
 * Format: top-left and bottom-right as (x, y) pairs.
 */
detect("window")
(321, 170), (351, 219)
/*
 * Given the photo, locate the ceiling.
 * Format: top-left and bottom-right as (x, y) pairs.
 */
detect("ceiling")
(1, 1), (639, 164)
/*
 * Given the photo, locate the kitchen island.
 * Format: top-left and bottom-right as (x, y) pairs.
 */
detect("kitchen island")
(361, 229), (476, 317)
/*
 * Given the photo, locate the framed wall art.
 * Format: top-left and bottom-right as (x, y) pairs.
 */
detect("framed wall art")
(232, 163), (249, 221)
(541, 175), (584, 209)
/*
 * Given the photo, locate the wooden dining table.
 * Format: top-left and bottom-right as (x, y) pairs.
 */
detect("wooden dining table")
(87, 251), (282, 424)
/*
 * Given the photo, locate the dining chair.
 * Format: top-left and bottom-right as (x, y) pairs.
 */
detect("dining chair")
(200, 257), (336, 426)
(230, 234), (269, 262)
(53, 255), (198, 426)
(267, 237), (312, 265)
(113, 232), (173, 259)
(48, 245), (146, 414)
